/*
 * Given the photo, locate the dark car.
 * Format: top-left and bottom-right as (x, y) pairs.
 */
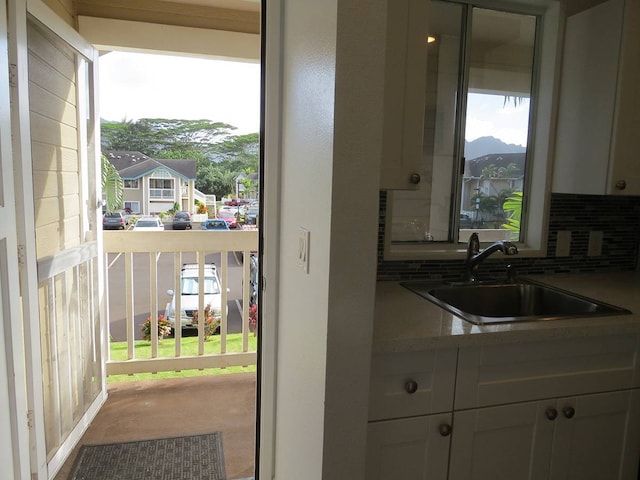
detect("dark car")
(459, 213), (473, 229)
(172, 211), (192, 230)
(202, 219), (230, 231)
(103, 212), (127, 230)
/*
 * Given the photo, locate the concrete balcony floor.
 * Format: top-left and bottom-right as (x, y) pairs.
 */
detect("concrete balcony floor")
(54, 372), (256, 480)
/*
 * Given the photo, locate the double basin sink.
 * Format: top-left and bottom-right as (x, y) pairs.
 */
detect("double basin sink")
(401, 279), (631, 325)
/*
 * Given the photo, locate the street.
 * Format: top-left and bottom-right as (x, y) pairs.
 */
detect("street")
(106, 250), (246, 341)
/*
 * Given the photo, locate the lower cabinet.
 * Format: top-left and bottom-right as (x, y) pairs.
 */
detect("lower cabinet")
(450, 390), (640, 480)
(366, 413), (451, 480)
(367, 390), (640, 479)
(367, 336), (640, 479)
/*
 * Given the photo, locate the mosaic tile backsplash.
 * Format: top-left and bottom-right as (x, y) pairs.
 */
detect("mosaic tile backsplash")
(377, 192), (640, 282)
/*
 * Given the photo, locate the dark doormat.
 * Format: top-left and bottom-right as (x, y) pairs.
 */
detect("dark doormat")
(68, 432), (227, 479)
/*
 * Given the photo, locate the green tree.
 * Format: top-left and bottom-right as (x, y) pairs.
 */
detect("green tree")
(502, 191), (523, 240)
(101, 154), (123, 213)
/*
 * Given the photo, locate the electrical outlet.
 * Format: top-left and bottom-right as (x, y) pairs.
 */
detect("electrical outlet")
(298, 228), (310, 273)
(556, 230), (571, 257)
(588, 231), (603, 257)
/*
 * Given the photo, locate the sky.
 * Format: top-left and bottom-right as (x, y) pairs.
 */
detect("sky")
(99, 51), (261, 135)
(99, 51), (527, 146)
(465, 93), (530, 147)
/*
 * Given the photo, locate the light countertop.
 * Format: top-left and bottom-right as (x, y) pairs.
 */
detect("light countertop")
(373, 271), (640, 352)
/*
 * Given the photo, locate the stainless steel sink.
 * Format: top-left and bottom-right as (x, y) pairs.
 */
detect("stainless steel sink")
(401, 279), (631, 325)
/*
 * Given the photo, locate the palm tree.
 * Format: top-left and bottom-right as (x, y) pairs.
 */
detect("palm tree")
(101, 154), (124, 213)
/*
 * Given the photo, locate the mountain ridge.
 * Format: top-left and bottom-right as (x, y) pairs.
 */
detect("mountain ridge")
(465, 136), (526, 160)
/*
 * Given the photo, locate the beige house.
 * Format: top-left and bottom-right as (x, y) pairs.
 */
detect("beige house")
(104, 150), (198, 215)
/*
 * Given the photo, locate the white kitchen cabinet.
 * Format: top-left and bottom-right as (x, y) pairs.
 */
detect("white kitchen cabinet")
(449, 401), (553, 479)
(368, 348), (457, 421)
(379, 0), (429, 190)
(552, 0), (640, 195)
(366, 413), (451, 480)
(450, 390), (640, 480)
(367, 335), (640, 478)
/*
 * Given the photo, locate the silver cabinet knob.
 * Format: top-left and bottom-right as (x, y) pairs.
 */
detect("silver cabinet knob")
(615, 180), (627, 190)
(409, 173), (421, 185)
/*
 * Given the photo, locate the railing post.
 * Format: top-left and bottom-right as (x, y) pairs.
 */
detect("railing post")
(125, 252), (135, 360)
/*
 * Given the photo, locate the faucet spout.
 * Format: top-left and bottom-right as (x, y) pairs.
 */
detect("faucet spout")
(465, 232), (518, 282)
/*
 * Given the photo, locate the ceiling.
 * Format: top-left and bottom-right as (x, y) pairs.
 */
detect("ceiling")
(75, 0), (260, 34)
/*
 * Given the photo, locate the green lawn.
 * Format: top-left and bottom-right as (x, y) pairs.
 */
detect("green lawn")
(108, 333), (258, 383)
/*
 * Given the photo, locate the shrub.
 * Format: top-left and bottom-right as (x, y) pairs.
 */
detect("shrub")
(140, 315), (172, 341)
(191, 304), (221, 340)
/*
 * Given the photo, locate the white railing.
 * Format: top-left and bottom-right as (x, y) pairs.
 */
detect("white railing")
(102, 230), (258, 376)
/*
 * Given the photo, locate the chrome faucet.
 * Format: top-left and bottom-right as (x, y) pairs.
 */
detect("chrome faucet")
(465, 232), (518, 282)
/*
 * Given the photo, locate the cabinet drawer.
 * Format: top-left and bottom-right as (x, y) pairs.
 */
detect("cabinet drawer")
(369, 348), (456, 421)
(455, 335), (640, 409)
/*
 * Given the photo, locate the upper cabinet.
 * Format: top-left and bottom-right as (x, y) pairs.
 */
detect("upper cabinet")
(379, 0), (429, 190)
(553, 0), (640, 195)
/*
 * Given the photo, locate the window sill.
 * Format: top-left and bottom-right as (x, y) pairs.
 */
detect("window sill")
(383, 242), (547, 262)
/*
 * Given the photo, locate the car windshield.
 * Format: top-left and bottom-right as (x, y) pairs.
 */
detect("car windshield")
(136, 220), (159, 227)
(180, 276), (221, 295)
(205, 221), (226, 229)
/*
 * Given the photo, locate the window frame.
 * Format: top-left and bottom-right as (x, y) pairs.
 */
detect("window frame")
(123, 179), (139, 189)
(383, 0), (560, 261)
(123, 201), (139, 213)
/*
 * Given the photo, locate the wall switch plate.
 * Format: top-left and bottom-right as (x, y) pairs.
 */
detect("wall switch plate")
(298, 228), (310, 273)
(556, 230), (572, 257)
(588, 230), (603, 257)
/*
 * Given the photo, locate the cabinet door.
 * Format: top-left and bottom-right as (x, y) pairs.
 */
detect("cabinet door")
(366, 413), (451, 480)
(449, 401), (554, 480)
(379, 0), (429, 190)
(552, 0), (623, 195)
(549, 390), (640, 480)
(608, 0), (640, 195)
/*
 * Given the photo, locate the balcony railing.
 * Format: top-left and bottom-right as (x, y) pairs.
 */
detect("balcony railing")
(102, 229), (259, 376)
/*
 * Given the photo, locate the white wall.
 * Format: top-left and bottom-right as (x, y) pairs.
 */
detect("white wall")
(268, 0), (384, 478)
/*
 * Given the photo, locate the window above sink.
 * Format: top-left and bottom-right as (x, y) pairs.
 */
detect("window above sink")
(383, 0), (561, 261)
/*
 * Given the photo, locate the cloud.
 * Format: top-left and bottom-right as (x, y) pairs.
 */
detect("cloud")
(99, 52), (260, 134)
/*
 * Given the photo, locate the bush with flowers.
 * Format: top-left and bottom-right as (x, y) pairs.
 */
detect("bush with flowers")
(191, 304), (221, 340)
(140, 315), (172, 341)
(249, 304), (258, 335)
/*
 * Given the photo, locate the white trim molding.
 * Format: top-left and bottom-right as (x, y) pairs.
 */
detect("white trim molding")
(78, 16), (260, 62)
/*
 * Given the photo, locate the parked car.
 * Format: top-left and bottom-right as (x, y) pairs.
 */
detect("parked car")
(172, 211), (192, 230)
(132, 217), (164, 231)
(103, 211), (127, 230)
(218, 210), (239, 229)
(164, 263), (226, 331)
(459, 213), (474, 228)
(202, 219), (230, 231)
(219, 205), (245, 216)
(245, 205), (259, 225)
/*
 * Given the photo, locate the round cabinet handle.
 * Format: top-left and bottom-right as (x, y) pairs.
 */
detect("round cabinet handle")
(615, 180), (627, 190)
(545, 407), (558, 421)
(562, 406), (576, 419)
(404, 380), (418, 394)
(409, 173), (421, 185)
(438, 423), (452, 437)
